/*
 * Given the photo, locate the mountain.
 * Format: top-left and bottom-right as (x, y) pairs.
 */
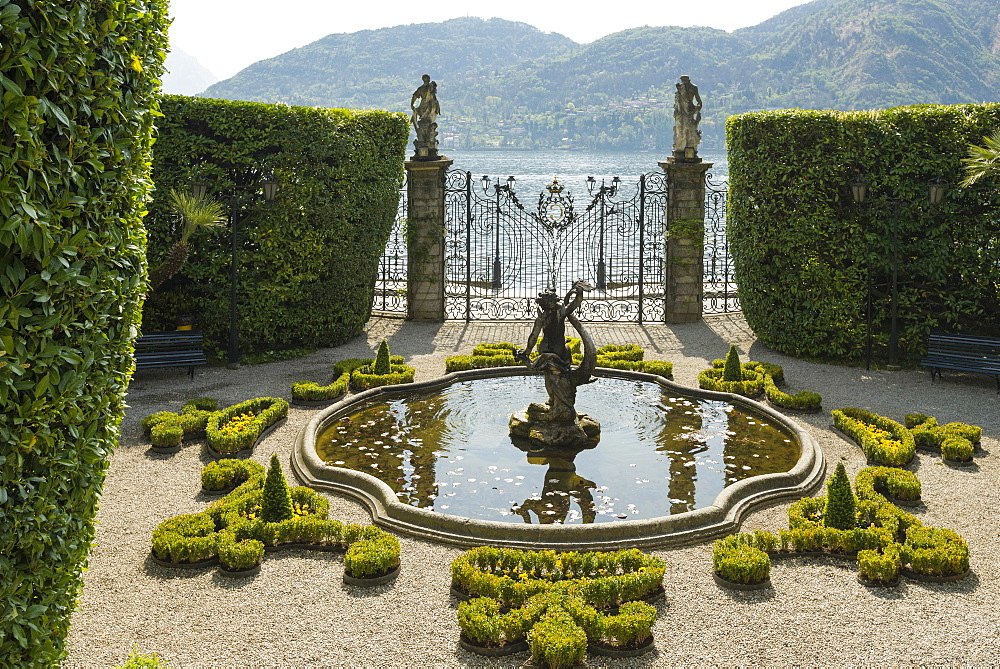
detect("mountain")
(163, 48), (219, 95)
(201, 0), (1000, 149)
(204, 17), (575, 108)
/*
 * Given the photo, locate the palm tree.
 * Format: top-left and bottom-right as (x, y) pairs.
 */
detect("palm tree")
(959, 130), (1000, 188)
(148, 189), (226, 290)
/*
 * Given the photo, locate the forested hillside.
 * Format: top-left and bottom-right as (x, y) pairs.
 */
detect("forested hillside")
(203, 0), (1000, 149)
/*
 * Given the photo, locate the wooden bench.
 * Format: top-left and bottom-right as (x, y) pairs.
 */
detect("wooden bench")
(134, 331), (207, 379)
(921, 333), (1000, 393)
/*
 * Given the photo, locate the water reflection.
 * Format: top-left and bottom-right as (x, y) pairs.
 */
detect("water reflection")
(315, 376), (798, 524)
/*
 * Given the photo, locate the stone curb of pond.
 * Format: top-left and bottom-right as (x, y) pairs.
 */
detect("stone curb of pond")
(291, 367), (827, 551)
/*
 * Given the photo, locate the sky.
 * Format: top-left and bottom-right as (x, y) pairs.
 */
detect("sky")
(166, 0), (813, 79)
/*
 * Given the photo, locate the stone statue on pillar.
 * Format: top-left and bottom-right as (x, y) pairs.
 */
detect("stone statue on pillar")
(410, 73), (440, 160)
(672, 75), (702, 162)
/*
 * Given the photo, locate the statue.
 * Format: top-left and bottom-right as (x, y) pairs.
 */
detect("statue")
(410, 73), (440, 160)
(672, 75), (702, 161)
(509, 280), (601, 450)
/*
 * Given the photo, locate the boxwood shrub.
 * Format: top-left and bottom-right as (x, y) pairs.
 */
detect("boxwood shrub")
(714, 466), (970, 587)
(201, 458), (265, 492)
(699, 354), (821, 410)
(152, 462), (400, 579)
(143, 96), (409, 360)
(837, 408), (980, 465)
(0, 1), (169, 662)
(291, 356), (400, 401)
(205, 397), (289, 455)
(452, 546), (663, 656)
(832, 408), (915, 466)
(728, 105), (1000, 362)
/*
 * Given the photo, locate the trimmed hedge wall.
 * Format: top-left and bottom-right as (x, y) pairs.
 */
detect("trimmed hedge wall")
(144, 96), (408, 359)
(0, 1), (169, 663)
(727, 104), (1000, 361)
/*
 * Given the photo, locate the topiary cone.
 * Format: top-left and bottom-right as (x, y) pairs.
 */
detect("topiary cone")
(261, 454), (294, 523)
(374, 338), (391, 375)
(823, 462), (856, 530)
(722, 345), (743, 382)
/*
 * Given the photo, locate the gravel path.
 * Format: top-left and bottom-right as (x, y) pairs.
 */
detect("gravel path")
(63, 314), (1000, 666)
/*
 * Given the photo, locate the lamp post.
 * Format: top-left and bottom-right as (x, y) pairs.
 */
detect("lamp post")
(586, 175), (620, 290)
(192, 172), (278, 367)
(482, 175), (515, 290)
(848, 175), (947, 368)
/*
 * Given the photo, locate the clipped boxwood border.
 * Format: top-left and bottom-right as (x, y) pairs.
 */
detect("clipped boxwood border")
(205, 397), (289, 457)
(151, 460), (401, 583)
(712, 466), (970, 589)
(832, 408), (915, 467)
(453, 547), (663, 658)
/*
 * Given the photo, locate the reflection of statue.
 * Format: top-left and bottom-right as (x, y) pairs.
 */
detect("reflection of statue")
(513, 457), (597, 524)
(410, 73), (440, 160)
(672, 75), (702, 160)
(509, 280), (601, 449)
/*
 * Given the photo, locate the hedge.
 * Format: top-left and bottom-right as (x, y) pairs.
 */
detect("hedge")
(0, 1), (169, 663)
(143, 95), (409, 360)
(152, 462), (400, 579)
(452, 547), (663, 656)
(714, 467), (969, 586)
(728, 104), (1000, 361)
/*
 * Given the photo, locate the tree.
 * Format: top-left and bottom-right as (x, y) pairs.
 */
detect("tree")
(823, 462), (856, 530)
(261, 454), (294, 523)
(374, 339), (392, 375)
(147, 190), (225, 290)
(722, 345), (743, 382)
(959, 130), (1000, 187)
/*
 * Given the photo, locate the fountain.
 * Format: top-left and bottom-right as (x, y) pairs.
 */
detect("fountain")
(508, 279), (600, 452)
(292, 283), (825, 549)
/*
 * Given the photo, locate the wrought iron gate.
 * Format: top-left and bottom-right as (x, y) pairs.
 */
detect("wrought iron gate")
(443, 170), (669, 322)
(703, 173), (738, 313)
(371, 182), (407, 314)
(372, 170), (737, 320)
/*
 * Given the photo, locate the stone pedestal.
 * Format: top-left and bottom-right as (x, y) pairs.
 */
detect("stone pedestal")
(509, 402), (601, 452)
(404, 157), (452, 321)
(660, 157), (713, 323)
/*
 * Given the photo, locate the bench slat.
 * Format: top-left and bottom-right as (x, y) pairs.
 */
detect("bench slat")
(134, 330), (206, 379)
(922, 333), (1000, 393)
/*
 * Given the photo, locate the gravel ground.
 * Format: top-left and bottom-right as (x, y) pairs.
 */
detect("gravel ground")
(63, 313), (1000, 667)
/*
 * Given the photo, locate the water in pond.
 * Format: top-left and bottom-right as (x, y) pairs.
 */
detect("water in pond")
(316, 376), (799, 524)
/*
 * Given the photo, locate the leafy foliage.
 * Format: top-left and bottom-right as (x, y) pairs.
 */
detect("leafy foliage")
(824, 463), (856, 531)
(0, 1), (169, 663)
(728, 104), (1000, 361)
(373, 339), (391, 375)
(722, 345), (743, 382)
(143, 96), (408, 360)
(261, 454), (294, 523)
(715, 466), (970, 587)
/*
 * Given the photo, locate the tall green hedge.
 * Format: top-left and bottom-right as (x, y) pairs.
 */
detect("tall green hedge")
(143, 96), (408, 358)
(727, 104), (1000, 361)
(0, 1), (168, 663)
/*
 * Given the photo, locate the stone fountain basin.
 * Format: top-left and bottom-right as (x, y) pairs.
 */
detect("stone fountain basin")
(291, 367), (826, 550)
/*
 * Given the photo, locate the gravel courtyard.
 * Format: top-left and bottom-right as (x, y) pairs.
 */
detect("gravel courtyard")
(63, 314), (1000, 666)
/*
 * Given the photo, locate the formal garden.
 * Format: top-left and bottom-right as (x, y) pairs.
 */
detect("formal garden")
(3, 2), (1000, 667)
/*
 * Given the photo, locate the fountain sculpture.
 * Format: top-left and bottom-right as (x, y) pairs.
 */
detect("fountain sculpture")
(509, 280), (600, 451)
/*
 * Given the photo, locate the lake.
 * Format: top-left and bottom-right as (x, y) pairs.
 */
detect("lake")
(440, 149), (728, 200)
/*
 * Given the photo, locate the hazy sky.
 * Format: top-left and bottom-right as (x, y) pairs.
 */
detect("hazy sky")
(167, 0), (812, 78)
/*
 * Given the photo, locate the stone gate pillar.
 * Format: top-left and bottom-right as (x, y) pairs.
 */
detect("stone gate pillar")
(404, 157), (452, 321)
(660, 157), (712, 323)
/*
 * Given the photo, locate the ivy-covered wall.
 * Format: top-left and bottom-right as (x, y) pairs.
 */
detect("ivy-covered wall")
(727, 104), (1000, 361)
(0, 1), (168, 663)
(144, 96), (409, 359)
